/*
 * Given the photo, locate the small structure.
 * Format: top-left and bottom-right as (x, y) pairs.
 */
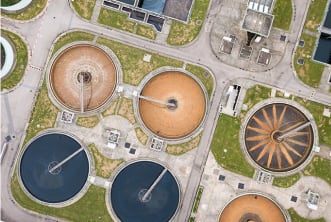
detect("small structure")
(143, 54), (152, 62)
(240, 44), (253, 59)
(106, 129), (120, 149)
(219, 35), (236, 54)
(306, 190), (319, 210)
(323, 108), (331, 117)
(116, 85), (124, 93)
(242, 0), (274, 37)
(312, 146), (320, 153)
(257, 48), (271, 65)
(280, 35), (286, 42)
(242, 9), (274, 37)
(256, 171), (273, 184)
(60, 110), (75, 124)
(150, 137), (164, 151)
(299, 40), (305, 47)
(221, 84), (241, 116)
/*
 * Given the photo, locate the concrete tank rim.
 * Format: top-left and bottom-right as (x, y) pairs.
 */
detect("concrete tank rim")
(46, 41), (122, 115)
(239, 98), (318, 176)
(17, 129), (92, 207)
(134, 67), (209, 142)
(107, 158), (182, 222)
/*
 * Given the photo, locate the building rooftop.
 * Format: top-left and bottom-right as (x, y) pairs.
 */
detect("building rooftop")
(242, 9), (274, 37)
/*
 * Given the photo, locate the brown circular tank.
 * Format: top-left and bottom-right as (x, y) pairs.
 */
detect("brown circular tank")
(49, 44), (117, 112)
(138, 71), (206, 139)
(219, 194), (286, 222)
(245, 103), (313, 172)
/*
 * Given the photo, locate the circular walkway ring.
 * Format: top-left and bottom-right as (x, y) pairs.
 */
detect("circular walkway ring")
(0, 0), (33, 13)
(0, 35), (16, 80)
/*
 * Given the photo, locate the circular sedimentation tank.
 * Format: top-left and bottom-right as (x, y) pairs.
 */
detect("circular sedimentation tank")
(110, 160), (180, 222)
(19, 132), (90, 204)
(138, 70), (206, 139)
(49, 44), (117, 112)
(244, 103), (313, 172)
(219, 194), (286, 222)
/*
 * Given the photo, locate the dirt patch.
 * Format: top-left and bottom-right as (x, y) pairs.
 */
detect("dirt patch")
(102, 96), (119, 117)
(166, 133), (202, 155)
(305, 20), (319, 31)
(76, 115), (99, 128)
(134, 127), (149, 145)
(89, 144), (123, 178)
(118, 98), (136, 124)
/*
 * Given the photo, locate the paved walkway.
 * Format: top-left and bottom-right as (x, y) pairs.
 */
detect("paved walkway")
(89, 176), (111, 188)
(91, 0), (103, 23)
(197, 153), (331, 221)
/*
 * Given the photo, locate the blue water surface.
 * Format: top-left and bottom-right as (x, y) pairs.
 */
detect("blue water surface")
(314, 34), (331, 65)
(139, 0), (166, 14)
(117, 0), (135, 5)
(20, 133), (89, 203)
(111, 161), (180, 222)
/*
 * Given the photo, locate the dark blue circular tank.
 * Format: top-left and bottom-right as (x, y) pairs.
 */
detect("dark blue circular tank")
(20, 132), (89, 203)
(111, 161), (180, 222)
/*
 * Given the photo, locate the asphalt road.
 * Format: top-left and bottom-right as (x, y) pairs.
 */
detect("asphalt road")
(1, 0), (331, 221)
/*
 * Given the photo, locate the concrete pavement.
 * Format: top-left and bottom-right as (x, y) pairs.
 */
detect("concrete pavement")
(1, 0), (331, 221)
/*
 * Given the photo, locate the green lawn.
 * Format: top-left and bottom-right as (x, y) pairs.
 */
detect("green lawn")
(288, 208), (326, 222)
(192, 186), (203, 213)
(97, 36), (214, 91)
(303, 156), (331, 186)
(23, 31), (95, 146)
(166, 133), (202, 155)
(98, 8), (157, 40)
(294, 97), (331, 146)
(76, 115), (100, 128)
(272, 0), (293, 30)
(211, 115), (255, 178)
(71, 0), (96, 20)
(185, 64), (214, 98)
(294, 34), (325, 88)
(210, 84), (273, 178)
(11, 173), (113, 221)
(1, 30), (28, 91)
(88, 144), (123, 178)
(23, 81), (59, 146)
(98, 7), (136, 33)
(167, 0), (210, 45)
(2, 0), (47, 20)
(52, 31), (95, 56)
(136, 24), (157, 40)
(272, 173), (301, 188)
(97, 37), (183, 85)
(134, 127), (149, 146)
(304, 0), (328, 32)
(242, 85), (271, 111)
